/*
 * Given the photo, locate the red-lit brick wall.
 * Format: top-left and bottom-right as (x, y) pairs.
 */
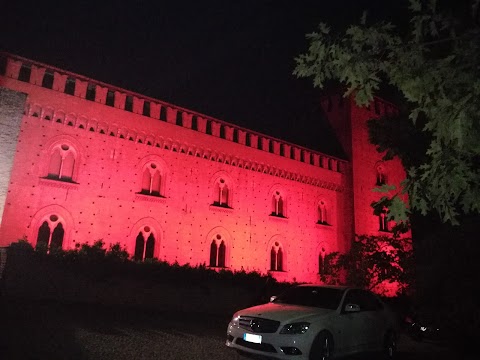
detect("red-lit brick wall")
(0, 53), (355, 284)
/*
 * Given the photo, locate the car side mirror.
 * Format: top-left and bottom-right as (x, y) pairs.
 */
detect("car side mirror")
(345, 303), (360, 312)
(270, 296), (277, 302)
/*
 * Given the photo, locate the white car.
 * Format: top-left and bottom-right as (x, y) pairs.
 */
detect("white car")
(226, 284), (399, 360)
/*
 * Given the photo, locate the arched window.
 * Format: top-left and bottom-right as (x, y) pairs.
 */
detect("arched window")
(212, 178), (231, 208)
(379, 208), (389, 232)
(47, 144), (77, 182)
(271, 190), (285, 217)
(139, 162), (163, 197)
(270, 242), (284, 271)
(376, 163), (387, 186)
(318, 249), (331, 276)
(134, 226), (156, 261)
(36, 214), (65, 251)
(317, 200), (329, 225)
(209, 234), (226, 268)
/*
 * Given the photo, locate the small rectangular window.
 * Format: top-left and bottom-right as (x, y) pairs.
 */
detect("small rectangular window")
(42, 70), (54, 89)
(106, 90), (115, 106)
(18, 64), (31, 82)
(160, 106), (167, 121)
(125, 95), (133, 112)
(143, 101), (151, 116)
(64, 77), (75, 95)
(176, 111), (183, 126)
(86, 84), (96, 101)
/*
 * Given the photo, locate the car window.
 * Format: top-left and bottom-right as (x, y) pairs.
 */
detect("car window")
(273, 286), (345, 309)
(343, 289), (384, 311)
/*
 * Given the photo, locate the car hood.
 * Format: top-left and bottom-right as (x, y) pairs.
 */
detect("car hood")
(235, 302), (335, 322)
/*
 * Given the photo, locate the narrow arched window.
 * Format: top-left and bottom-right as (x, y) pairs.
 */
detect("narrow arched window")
(50, 223), (64, 249)
(140, 162), (162, 196)
(379, 208), (389, 232)
(271, 191), (285, 217)
(145, 233), (155, 259)
(134, 233), (145, 261)
(209, 234), (226, 268)
(270, 242), (283, 271)
(317, 201), (329, 225)
(47, 144), (77, 182)
(134, 226), (156, 261)
(376, 164), (387, 186)
(35, 215), (65, 251)
(212, 178), (231, 208)
(209, 241), (218, 267)
(319, 253), (324, 275)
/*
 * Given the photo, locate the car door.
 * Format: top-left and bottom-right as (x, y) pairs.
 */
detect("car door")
(334, 289), (372, 355)
(356, 290), (389, 351)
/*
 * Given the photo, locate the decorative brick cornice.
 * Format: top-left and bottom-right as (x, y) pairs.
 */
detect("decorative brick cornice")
(134, 193), (167, 203)
(26, 105), (345, 192)
(209, 205), (234, 214)
(39, 177), (79, 190)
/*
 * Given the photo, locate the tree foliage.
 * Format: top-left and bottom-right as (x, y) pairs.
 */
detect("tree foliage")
(322, 234), (414, 297)
(294, 0), (480, 224)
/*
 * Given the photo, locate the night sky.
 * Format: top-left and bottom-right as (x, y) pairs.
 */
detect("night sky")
(1, 0), (408, 157)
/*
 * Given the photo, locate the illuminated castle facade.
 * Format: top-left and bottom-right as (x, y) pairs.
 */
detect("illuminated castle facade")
(0, 53), (408, 284)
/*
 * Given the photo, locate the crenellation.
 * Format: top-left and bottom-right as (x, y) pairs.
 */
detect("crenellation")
(293, 147), (301, 161)
(150, 102), (161, 119)
(197, 116), (207, 133)
(272, 140), (280, 155)
(211, 121), (221, 137)
(237, 129), (246, 145)
(0, 53), (347, 177)
(261, 137), (269, 152)
(5, 58), (21, 79)
(224, 125), (234, 141)
(166, 107), (177, 124)
(320, 156), (328, 168)
(283, 144), (291, 159)
(53, 72), (67, 92)
(132, 96), (144, 115)
(249, 134), (258, 148)
(95, 85), (108, 104)
(114, 91), (126, 109)
(74, 79), (88, 99)
(30, 65), (46, 86)
(182, 112), (193, 129)
(304, 150), (311, 164)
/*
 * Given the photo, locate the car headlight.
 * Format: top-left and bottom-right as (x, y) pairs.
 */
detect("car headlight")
(280, 322), (310, 334)
(230, 315), (240, 326)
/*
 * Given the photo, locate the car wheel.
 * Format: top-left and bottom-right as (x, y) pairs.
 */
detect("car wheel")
(309, 331), (334, 360)
(383, 330), (397, 360)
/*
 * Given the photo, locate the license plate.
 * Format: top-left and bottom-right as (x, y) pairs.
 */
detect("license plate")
(243, 333), (262, 344)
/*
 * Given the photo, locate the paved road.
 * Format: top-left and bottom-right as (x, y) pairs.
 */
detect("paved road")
(0, 297), (461, 360)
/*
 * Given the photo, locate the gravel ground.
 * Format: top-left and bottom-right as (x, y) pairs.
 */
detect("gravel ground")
(0, 296), (462, 360)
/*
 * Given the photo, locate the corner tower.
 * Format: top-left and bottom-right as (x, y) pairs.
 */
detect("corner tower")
(321, 94), (410, 238)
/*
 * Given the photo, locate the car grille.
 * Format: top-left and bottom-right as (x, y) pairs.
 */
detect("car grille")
(238, 316), (280, 333)
(235, 338), (277, 353)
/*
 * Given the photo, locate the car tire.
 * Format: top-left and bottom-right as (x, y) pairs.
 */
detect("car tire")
(309, 331), (334, 360)
(383, 330), (397, 360)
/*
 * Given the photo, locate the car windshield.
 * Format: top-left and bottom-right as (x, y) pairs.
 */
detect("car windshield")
(272, 286), (345, 310)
